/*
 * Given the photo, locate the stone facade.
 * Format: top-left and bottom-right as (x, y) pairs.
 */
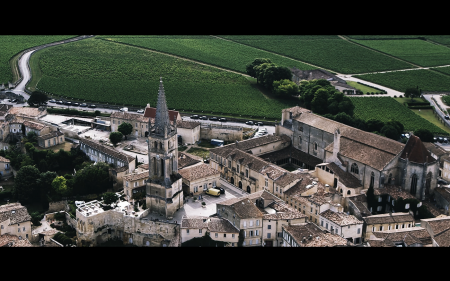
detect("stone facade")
(0, 203), (32, 242)
(37, 130), (65, 148)
(200, 124), (243, 142)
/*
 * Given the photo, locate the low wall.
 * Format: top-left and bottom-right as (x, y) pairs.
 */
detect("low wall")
(48, 200), (68, 213)
(200, 125), (243, 141)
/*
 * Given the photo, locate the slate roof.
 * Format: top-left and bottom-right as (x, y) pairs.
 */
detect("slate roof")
(178, 152), (202, 169)
(373, 186), (416, 200)
(282, 222), (349, 247)
(178, 163), (219, 182)
(181, 216), (239, 233)
(23, 120), (46, 130)
(363, 212), (414, 225)
(123, 171), (149, 182)
(79, 138), (135, 163)
(319, 209), (363, 226)
(0, 203), (32, 225)
(38, 130), (64, 141)
(110, 111), (150, 123)
(0, 234), (32, 247)
(326, 162), (361, 188)
(400, 135), (436, 164)
(218, 198), (264, 219)
(259, 145), (322, 168)
(176, 120), (200, 129)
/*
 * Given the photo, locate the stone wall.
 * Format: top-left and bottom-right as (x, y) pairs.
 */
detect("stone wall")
(200, 125), (243, 142)
(48, 200), (68, 213)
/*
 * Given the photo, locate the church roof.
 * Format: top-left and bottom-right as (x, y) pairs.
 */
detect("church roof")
(400, 135), (436, 164)
(149, 78), (176, 137)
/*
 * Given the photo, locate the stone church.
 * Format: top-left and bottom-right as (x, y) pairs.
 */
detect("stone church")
(276, 106), (439, 200)
(145, 78), (184, 219)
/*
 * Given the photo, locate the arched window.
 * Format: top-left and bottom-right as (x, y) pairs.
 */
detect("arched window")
(314, 142), (318, 150)
(410, 174), (418, 196)
(351, 163), (359, 174)
(369, 172), (375, 189)
(161, 159), (164, 177)
(388, 173), (392, 184)
(347, 190), (351, 195)
(152, 157), (157, 175)
(154, 141), (157, 149)
(299, 136), (302, 145)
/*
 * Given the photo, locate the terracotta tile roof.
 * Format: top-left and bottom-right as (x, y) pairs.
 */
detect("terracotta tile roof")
(282, 222), (349, 247)
(178, 163), (219, 182)
(421, 201), (443, 217)
(326, 162), (361, 188)
(79, 138), (135, 164)
(38, 130), (64, 141)
(178, 152), (202, 169)
(423, 142), (448, 158)
(373, 186), (416, 200)
(282, 106), (311, 119)
(144, 107), (179, 122)
(9, 107), (45, 118)
(0, 155), (10, 163)
(262, 201), (308, 220)
(23, 120), (46, 131)
(363, 212), (414, 225)
(367, 239), (395, 247)
(422, 217), (450, 236)
(110, 111), (150, 123)
(138, 163), (149, 170)
(247, 190), (280, 202)
(217, 198), (264, 219)
(0, 203), (31, 225)
(110, 166), (129, 173)
(181, 216), (239, 233)
(400, 135), (436, 164)
(371, 227), (432, 245)
(433, 227), (450, 247)
(349, 198), (372, 217)
(319, 209), (363, 226)
(123, 170), (149, 182)
(176, 120), (200, 129)
(40, 228), (61, 236)
(0, 234), (32, 247)
(259, 145), (322, 169)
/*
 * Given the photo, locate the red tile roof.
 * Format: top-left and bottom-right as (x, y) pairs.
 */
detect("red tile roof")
(144, 107), (179, 122)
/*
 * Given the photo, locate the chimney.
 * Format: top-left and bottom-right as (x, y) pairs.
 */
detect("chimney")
(333, 128), (341, 161)
(146, 103), (150, 108)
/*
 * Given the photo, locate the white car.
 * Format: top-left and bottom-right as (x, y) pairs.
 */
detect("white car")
(137, 109), (144, 113)
(254, 132), (264, 138)
(119, 107), (128, 112)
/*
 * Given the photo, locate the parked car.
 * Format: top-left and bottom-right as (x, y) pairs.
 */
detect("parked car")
(56, 100), (64, 104)
(11, 99), (17, 103)
(73, 102), (79, 106)
(245, 121), (254, 125)
(254, 132), (264, 138)
(434, 137), (438, 142)
(199, 116), (208, 120)
(137, 109), (144, 113)
(64, 101), (72, 105)
(49, 99), (56, 103)
(80, 103), (87, 107)
(219, 117), (227, 122)
(214, 186), (225, 194)
(205, 188), (221, 197)
(445, 115), (450, 120)
(190, 115), (199, 119)
(257, 121), (264, 126)
(209, 117), (218, 121)
(88, 104), (96, 108)
(439, 137), (444, 143)
(444, 138), (448, 144)
(119, 107), (128, 112)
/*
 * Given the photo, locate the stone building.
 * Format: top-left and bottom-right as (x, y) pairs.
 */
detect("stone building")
(0, 233), (33, 247)
(176, 120), (201, 145)
(23, 120), (50, 136)
(0, 203), (32, 242)
(110, 111), (150, 138)
(180, 216), (239, 246)
(123, 170), (149, 201)
(363, 212), (415, 241)
(433, 187), (450, 215)
(0, 155), (12, 178)
(145, 78), (183, 219)
(281, 222), (349, 247)
(37, 130), (65, 148)
(423, 142), (448, 178)
(178, 163), (220, 196)
(367, 227), (432, 247)
(319, 209), (363, 244)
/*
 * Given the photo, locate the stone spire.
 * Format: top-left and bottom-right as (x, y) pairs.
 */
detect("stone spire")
(153, 77), (172, 137)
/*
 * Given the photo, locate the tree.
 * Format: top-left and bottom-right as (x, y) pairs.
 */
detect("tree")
(404, 87), (420, 102)
(73, 162), (112, 196)
(366, 184), (376, 214)
(27, 91), (48, 107)
(26, 131), (38, 144)
(52, 176), (71, 198)
(380, 124), (400, 140)
(414, 128), (434, 142)
(37, 171), (57, 202)
(238, 229), (245, 247)
(272, 79), (299, 97)
(24, 142), (35, 154)
(366, 119), (385, 133)
(103, 192), (118, 205)
(109, 131), (123, 146)
(311, 88), (329, 114)
(246, 58), (272, 80)
(14, 165), (41, 205)
(118, 122), (132, 140)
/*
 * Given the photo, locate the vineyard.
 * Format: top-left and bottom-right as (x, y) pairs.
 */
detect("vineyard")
(351, 39), (450, 67)
(96, 35), (315, 74)
(35, 38), (297, 119)
(347, 35), (450, 46)
(355, 69), (450, 92)
(0, 35), (76, 83)
(218, 35), (415, 74)
(349, 97), (448, 135)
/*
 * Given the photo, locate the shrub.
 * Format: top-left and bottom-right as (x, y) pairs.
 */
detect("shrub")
(54, 212), (66, 221)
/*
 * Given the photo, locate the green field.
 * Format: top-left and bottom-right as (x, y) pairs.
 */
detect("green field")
(410, 109), (450, 134)
(96, 35), (315, 74)
(0, 35), (76, 84)
(345, 81), (384, 94)
(34, 38), (297, 119)
(355, 69), (450, 92)
(346, 35), (423, 40)
(218, 35), (415, 74)
(349, 97), (448, 135)
(351, 39), (450, 67)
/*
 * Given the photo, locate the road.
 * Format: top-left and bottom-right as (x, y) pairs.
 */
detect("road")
(422, 94), (450, 131)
